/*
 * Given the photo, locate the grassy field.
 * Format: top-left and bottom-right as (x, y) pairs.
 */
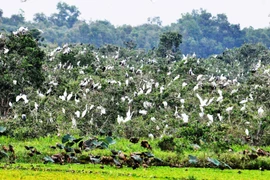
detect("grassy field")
(0, 163), (269, 180)
(1, 135), (270, 179)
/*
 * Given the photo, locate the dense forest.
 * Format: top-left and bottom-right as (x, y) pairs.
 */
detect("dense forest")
(0, 1), (270, 146)
(1, 2), (270, 57)
(1, 2), (270, 172)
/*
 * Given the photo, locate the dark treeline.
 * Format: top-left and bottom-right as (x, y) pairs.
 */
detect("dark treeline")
(1, 2), (270, 57)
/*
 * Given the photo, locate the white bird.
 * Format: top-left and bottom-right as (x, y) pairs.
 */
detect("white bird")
(209, 75), (215, 82)
(226, 106), (234, 113)
(162, 101), (168, 109)
(148, 133), (154, 140)
(16, 94), (29, 104)
(124, 106), (134, 122)
(245, 129), (249, 136)
(230, 89), (238, 95)
(46, 87), (52, 95)
(240, 104), (246, 111)
(117, 115), (124, 124)
(188, 68), (195, 76)
(145, 88), (152, 95)
(34, 102), (39, 110)
(182, 82), (187, 88)
(63, 89), (67, 98)
(217, 113), (223, 121)
(173, 75), (180, 81)
(197, 74), (203, 81)
(97, 106), (106, 115)
(22, 114), (26, 120)
(207, 114), (213, 125)
(67, 92), (73, 101)
(9, 102), (12, 107)
(174, 106), (181, 119)
(258, 107), (264, 117)
(196, 93), (213, 107)
(81, 104), (88, 118)
(181, 113), (189, 123)
(71, 117), (77, 128)
(240, 97), (248, 104)
(180, 98), (185, 104)
(75, 95), (80, 104)
(216, 89), (223, 103)
(139, 109), (147, 115)
(4, 48), (9, 54)
(75, 111), (80, 118)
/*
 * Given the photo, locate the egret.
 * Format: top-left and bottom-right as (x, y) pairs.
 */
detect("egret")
(97, 106), (106, 115)
(226, 106), (233, 124)
(22, 114), (26, 120)
(188, 68), (195, 76)
(181, 113), (189, 123)
(148, 133), (154, 140)
(67, 92), (73, 101)
(162, 101), (168, 109)
(139, 109), (147, 115)
(4, 48), (9, 54)
(258, 107), (264, 118)
(174, 106), (181, 119)
(240, 104), (246, 111)
(173, 75), (180, 81)
(240, 97), (248, 104)
(182, 82), (187, 88)
(197, 74), (203, 81)
(81, 104), (88, 118)
(245, 129), (249, 136)
(16, 94), (29, 104)
(207, 114), (213, 125)
(75, 111), (80, 118)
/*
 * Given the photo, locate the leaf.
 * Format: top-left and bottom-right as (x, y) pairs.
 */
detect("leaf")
(64, 147), (74, 153)
(131, 154), (142, 163)
(207, 157), (221, 166)
(84, 138), (99, 149)
(143, 152), (155, 158)
(90, 157), (101, 164)
(65, 141), (75, 147)
(0, 126), (6, 133)
(25, 146), (34, 150)
(0, 150), (9, 159)
(99, 141), (109, 149)
(222, 161), (232, 169)
(104, 136), (116, 145)
(113, 158), (121, 166)
(62, 134), (75, 144)
(188, 155), (198, 164)
(73, 137), (83, 144)
(56, 143), (65, 149)
(43, 156), (54, 163)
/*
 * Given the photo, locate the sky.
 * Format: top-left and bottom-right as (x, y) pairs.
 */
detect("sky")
(1, 0), (270, 29)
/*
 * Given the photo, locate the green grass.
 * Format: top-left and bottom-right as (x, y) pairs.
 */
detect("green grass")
(0, 163), (269, 180)
(1, 135), (270, 171)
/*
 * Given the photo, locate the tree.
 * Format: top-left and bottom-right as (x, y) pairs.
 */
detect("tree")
(0, 29), (45, 116)
(33, 13), (49, 24)
(157, 32), (182, 59)
(147, 16), (162, 26)
(49, 2), (80, 28)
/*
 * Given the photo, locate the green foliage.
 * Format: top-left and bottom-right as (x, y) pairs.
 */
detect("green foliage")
(158, 136), (176, 151)
(157, 31), (182, 59)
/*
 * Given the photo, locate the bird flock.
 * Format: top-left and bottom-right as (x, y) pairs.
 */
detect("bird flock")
(1, 27), (270, 142)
